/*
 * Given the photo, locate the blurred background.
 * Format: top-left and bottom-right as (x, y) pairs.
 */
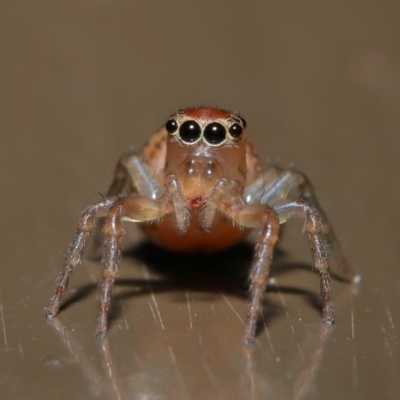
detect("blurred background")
(0, 1), (399, 399)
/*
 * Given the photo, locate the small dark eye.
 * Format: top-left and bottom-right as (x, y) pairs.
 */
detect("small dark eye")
(165, 119), (178, 134)
(179, 120), (201, 143)
(239, 117), (247, 128)
(228, 123), (243, 139)
(203, 122), (226, 145)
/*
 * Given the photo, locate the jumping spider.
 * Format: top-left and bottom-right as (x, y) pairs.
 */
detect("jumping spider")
(46, 107), (359, 344)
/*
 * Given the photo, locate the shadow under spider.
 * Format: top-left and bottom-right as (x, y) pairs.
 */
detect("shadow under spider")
(59, 241), (346, 335)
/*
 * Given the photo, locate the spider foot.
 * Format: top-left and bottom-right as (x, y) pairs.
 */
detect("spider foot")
(322, 305), (335, 325)
(45, 310), (55, 319)
(244, 336), (255, 347)
(323, 316), (335, 325)
(44, 306), (58, 319)
(244, 314), (258, 346)
(95, 331), (107, 339)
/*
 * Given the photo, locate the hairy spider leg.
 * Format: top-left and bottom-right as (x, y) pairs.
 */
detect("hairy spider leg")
(46, 162), (179, 335)
(247, 168), (359, 283)
(96, 174), (189, 337)
(245, 213), (279, 345)
(238, 168), (360, 341)
(88, 150), (163, 258)
(106, 149), (162, 199)
(209, 182), (281, 345)
(45, 199), (114, 318)
(274, 201), (336, 324)
(296, 174), (361, 283)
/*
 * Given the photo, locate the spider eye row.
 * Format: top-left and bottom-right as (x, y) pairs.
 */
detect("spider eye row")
(165, 118), (246, 145)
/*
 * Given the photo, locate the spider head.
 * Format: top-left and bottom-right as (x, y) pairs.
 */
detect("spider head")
(163, 107), (249, 196)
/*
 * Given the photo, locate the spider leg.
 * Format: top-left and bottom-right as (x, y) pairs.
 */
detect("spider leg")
(96, 201), (125, 338)
(89, 151), (163, 258)
(297, 174), (360, 283)
(95, 172), (190, 336)
(247, 168), (359, 282)
(47, 192), (173, 339)
(243, 165), (283, 204)
(96, 194), (173, 337)
(237, 167), (359, 343)
(274, 200), (336, 324)
(45, 199), (114, 318)
(244, 209), (279, 345)
(220, 201), (280, 345)
(106, 149), (163, 199)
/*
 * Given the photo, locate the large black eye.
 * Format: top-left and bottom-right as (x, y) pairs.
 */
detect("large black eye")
(228, 123), (243, 139)
(203, 122), (226, 145)
(179, 120), (201, 143)
(165, 119), (178, 134)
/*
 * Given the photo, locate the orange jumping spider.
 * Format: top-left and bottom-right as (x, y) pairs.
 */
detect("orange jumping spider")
(46, 107), (359, 344)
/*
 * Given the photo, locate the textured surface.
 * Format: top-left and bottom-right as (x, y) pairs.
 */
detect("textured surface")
(1, 1), (399, 399)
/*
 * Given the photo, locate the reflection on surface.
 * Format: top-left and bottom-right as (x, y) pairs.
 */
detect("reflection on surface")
(45, 240), (360, 399)
(48, 318), (129, 400)
(47, 319), (104, 397)
(48, 318), (333, 400)
(242, 324), (333, 400)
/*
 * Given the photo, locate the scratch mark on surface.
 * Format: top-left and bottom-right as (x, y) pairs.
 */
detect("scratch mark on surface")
(297, 343), (306, 364)
(276, 289), (292, 320)
(168, 346), (191, 399)
(168, 346), (177, 364)
(277, 290), (286, 307)
(151, 292), (165, 330)
(0, 293), (8, 351)
(221, 293), (245, 325)
(141, 264), (165, 330)
(132, 350), (144, 370)
(19, 343), (24, 359)
(386, 306), (395, 329)
(123, 315), (129, 330)
(351, 310), (355, 340)
(116, 286), (129, 330)
(149, 301), (157, 324)
(260, 312), (274, 352)
(186, 290), (193, 329)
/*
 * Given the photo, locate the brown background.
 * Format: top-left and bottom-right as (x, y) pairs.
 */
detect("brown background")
(1, 1), (399, 399)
